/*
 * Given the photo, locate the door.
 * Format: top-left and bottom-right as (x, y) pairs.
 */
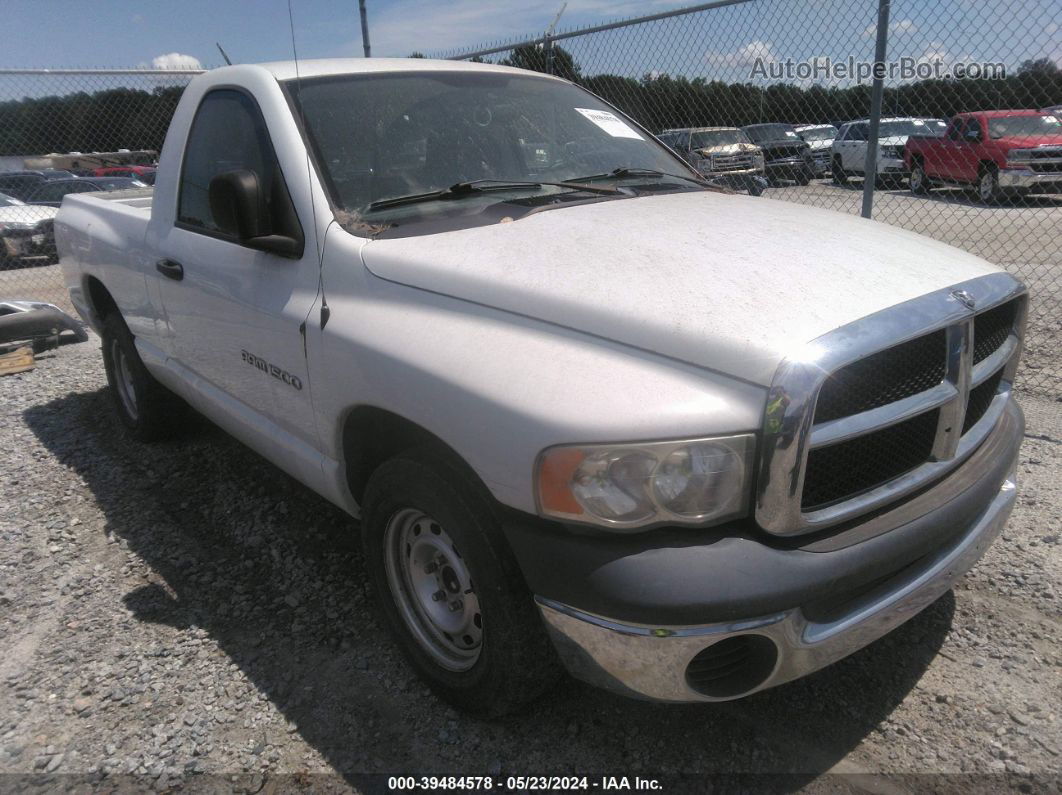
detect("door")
(154, 88), (321, 447)
(954, 118), (985, 183)
(842, 123), (868, 172)
(936, 118), (966, 180)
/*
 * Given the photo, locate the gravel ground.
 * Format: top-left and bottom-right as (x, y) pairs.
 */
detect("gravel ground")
(1, 335), (1060, 792)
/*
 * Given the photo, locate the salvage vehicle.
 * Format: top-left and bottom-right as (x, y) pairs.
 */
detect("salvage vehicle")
(658, 127), (767, 195)
(794, 124), (838, 176)
(906, 110), (1062, 203)
(741, 123), (814, 185)
(0, 192), (56, 268)
(57, 59), (1027, 715)
(832, 117), (946, 187)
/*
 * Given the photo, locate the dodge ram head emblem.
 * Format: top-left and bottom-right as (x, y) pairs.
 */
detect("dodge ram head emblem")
(951, 289), (976, 310)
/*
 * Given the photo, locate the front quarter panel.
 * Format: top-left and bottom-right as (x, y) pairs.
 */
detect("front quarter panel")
(309, 226), (767, 515)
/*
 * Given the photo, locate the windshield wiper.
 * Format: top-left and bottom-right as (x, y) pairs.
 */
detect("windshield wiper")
(368, 178), (619, 211)
(569, 167), (710, 188)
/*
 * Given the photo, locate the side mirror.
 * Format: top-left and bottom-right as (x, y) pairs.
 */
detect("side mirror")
(208, 170), (302, 258)
(964, 128), (981, 142)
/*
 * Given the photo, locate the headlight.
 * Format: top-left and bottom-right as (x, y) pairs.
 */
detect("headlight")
(536, 434), (755, 530)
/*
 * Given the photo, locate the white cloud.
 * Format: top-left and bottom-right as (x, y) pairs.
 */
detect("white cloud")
(149, 52), (203, 70)
(862, 18), (917, 38)
(705, 40), (779, 69)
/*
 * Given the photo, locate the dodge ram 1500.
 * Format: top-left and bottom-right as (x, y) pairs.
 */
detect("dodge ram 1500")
(57, 58), (1027, 715)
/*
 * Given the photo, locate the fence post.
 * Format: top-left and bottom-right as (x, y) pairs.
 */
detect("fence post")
(543, 33), (554, 75)
(861, 0), (891, 219)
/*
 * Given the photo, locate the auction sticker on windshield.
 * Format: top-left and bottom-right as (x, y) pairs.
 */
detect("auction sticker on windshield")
(574, 108), (644, 140)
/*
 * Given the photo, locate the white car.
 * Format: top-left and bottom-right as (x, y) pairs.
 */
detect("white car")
(57, 59), (1026, 714)
(0, 191), (57, 267)
(831, 117), (946, 186)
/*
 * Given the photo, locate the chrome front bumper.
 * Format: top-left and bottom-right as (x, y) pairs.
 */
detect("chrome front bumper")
(538, 465), (1017, 703)
(998, 168), (1062, 190)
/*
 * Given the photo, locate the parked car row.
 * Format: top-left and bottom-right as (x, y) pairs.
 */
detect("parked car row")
(658, 108), (1061, 203)
(0, 173), (152, 268)
(0, 167), (155, 201)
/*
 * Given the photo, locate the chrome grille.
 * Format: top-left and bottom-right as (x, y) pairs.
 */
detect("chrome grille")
(814, 330), (947, 423)
(710, 153), (756, 172)
(802, 410), (939, 511)
(756, 274), (1026, 536)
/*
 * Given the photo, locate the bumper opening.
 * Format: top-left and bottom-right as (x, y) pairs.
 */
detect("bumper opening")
(685, 635), (778, 698)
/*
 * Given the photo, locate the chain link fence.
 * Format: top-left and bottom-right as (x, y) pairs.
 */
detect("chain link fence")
(1, 0), (1059, 397)
(0, 68), (202, 313)
(432, 0), (1061, 397)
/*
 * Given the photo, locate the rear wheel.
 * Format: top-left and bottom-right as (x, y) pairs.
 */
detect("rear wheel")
(831, 157), (847, 185)
(362, 448), (560, 715)
(100, 313), (185, 441)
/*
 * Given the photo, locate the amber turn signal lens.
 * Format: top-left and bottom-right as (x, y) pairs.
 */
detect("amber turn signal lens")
(537, 447), (586, 516)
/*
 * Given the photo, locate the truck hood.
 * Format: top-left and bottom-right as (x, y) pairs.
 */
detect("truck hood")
(0, 205), (56, 225)
(695, 142), (761, 157)
(997, 135), (1062, 148)
(361, 191), (999, 385)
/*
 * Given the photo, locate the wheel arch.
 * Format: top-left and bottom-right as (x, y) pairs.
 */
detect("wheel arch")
(341, 405), (487, 507)
(84, 275), (120, 327)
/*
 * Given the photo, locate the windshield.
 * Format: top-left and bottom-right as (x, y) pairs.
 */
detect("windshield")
(690, 129), (750, 148)
(288, 71), (693, 230)
(744, 125), (799, 142)
(879, 119), (943, 138)
(988, 114), (1062, 138)
(796, 126), (836, 141)
(0, 192), (26, 207)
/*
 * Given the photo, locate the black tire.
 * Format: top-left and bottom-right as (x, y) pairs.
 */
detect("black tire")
(100, 313), (185, 441)
(831, 157), (847, 185)
(977, 165), (1001, 205)
(795, 167), (813, 186)
(909, 161), (931, 195)
(362, 448), (560, 716)
(747, 181), (764, 197)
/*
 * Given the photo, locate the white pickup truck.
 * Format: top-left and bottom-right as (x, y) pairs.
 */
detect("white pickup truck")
(58, 58), (1027, 715)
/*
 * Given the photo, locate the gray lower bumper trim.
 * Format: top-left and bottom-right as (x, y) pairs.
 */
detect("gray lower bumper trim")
(537, 467), (1017, 702)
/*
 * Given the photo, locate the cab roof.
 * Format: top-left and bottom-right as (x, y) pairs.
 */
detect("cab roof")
(251, 57), (562, 83)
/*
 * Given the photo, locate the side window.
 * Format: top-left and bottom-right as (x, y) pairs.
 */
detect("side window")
(178, 89), (281, 235)
(946, 119), (963, 140)
(849, 124), (868, 142)
(963, 119), (983, 141)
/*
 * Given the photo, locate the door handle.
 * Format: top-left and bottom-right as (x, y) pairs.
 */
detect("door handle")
(156, 259), (184, 281)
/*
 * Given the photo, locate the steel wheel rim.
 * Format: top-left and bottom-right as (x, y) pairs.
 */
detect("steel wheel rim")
(980, 172), (994, 201)
(383, 508), (482, 671)
(911, 166), (923, 190)
(112, 339), (138, 420)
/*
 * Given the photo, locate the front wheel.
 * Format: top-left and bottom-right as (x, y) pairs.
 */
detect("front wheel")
(978, 166), (1002, 204)
(362, 449), (560, 716)
(794, 167), (813, 186)
(909, 162), (931, 195)
(831, 157), (847, 185)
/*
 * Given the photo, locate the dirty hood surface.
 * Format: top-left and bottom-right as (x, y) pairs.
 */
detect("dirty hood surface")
(361, 191), (999, 385)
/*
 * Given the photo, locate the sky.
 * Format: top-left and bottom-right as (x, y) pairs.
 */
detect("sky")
(1, 0), (1059, 86)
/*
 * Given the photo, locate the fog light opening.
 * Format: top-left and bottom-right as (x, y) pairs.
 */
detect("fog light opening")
(685, 634), (778, 699)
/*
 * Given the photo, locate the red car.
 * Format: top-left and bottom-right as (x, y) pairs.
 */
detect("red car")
(92, 165), (157, 185)
(904, 109), (1062, 202)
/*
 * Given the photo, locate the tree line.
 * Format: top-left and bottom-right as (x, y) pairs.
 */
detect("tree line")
(1, 51), (1058, 157)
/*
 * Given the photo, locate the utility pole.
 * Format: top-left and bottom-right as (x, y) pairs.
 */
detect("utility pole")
(861, 0), (890, 219)
(359, 0), (371, 58)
